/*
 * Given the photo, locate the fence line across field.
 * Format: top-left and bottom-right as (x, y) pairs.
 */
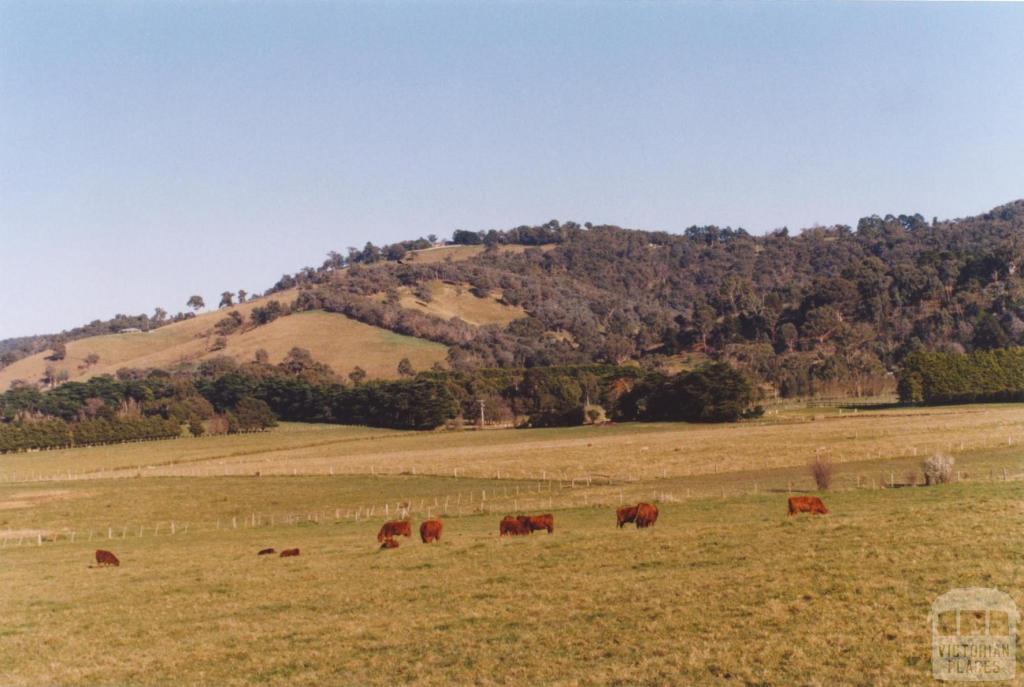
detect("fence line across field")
(3, 465), (1021, 551)
(3, 427), (1024, 486)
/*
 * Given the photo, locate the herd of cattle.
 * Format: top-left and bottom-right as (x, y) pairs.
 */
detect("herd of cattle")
(90, 496), (828, 566)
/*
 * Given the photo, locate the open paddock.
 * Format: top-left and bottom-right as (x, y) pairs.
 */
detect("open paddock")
(1, 478), (1020, 686)
(5, 403), (1024, 486)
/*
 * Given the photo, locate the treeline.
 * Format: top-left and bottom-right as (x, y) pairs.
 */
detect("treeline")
(898, 349), (1024, 405)
(0, 416), (181, 453)
(224, 360), (759, 429)
(0, 371), (276, 453)
(0, 344), (762, 451)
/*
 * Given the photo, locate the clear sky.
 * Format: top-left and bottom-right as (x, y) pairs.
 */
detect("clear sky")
(1, 1), (1022, 339)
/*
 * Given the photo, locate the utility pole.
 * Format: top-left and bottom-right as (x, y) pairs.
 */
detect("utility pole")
(478, 399), (486, 428)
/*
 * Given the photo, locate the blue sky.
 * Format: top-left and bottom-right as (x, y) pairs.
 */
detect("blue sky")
(1, 1), (1022, 339)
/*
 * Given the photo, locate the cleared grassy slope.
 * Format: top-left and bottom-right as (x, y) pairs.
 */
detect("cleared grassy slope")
(390, 280), (526, 326)
(0, 291), (447, 388)
(216, 310), (447, 378)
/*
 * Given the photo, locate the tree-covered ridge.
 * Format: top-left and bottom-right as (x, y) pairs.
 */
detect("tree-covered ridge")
(267, 200), (1024, 396)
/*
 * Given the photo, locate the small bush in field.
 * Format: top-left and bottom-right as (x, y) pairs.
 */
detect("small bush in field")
(808, 456), (834, 490)
(923, 453), (955, 486)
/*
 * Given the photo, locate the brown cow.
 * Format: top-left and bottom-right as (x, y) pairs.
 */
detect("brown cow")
(788, 496), (829, 516)
(257, 548), (275, 556)
(520, 513), (554, 534)
(635, 502), (659, 529)
(616, 505), (639, 528)
(377, 520), (412, 543)
(95, 549), (119, 567)
(499, 515), (530, 536)
(279, 548), (300, 557)
(420, 519), (443, 543)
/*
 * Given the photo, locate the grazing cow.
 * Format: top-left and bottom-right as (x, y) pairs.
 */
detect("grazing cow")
(95, 549), (120, 567)
(419, 519), (443, 544)
(635, 502), (659, 529)
(279, 548), (300, 557)
(499, 515), (530, 536)
(519, 513), (554, 534)
(377, 520), (412, 543)
(788, 496), (829, 516)
(616, 505), (639, 528)
(380, 537), (400, 549)
(257, 548), (275, 556)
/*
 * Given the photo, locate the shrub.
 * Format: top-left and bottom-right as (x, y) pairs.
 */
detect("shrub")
(808, 456), (834, 490)
(922, 453), (955, 485)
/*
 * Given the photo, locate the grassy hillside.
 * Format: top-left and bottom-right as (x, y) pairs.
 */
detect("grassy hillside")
(0, 291), (447, 389)
(214, 310), (447, 378)
(389, 280), (526, 326)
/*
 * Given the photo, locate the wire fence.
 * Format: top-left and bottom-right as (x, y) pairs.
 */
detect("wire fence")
(3, 465), (1021, 550)
(1, 428), (1022, 486)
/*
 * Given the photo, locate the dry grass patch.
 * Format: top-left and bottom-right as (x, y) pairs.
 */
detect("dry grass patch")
(390, 280), (526, 326)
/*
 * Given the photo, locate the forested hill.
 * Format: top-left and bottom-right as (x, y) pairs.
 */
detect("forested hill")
(279, 199), (1024, 397)
(4, 199), (1024, 398)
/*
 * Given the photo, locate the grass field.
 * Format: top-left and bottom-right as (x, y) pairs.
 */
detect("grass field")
(7, 403), (1024, 485)
(2, 404), (1022, 685)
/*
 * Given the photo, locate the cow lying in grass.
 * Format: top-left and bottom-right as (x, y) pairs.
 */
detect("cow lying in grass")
(257, 548), (275, 556)
(94, 549), (120, 567)
(787, 496), (829, 516)
(377, 520), (412, 543)
(279, 548), (300, 557)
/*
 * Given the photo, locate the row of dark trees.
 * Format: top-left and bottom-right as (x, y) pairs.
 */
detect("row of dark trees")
(232, 360), (760, 429)
(0, 369), (277, 453)
(898, 349), (1024, 405)
(0, 416), (182, 453)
